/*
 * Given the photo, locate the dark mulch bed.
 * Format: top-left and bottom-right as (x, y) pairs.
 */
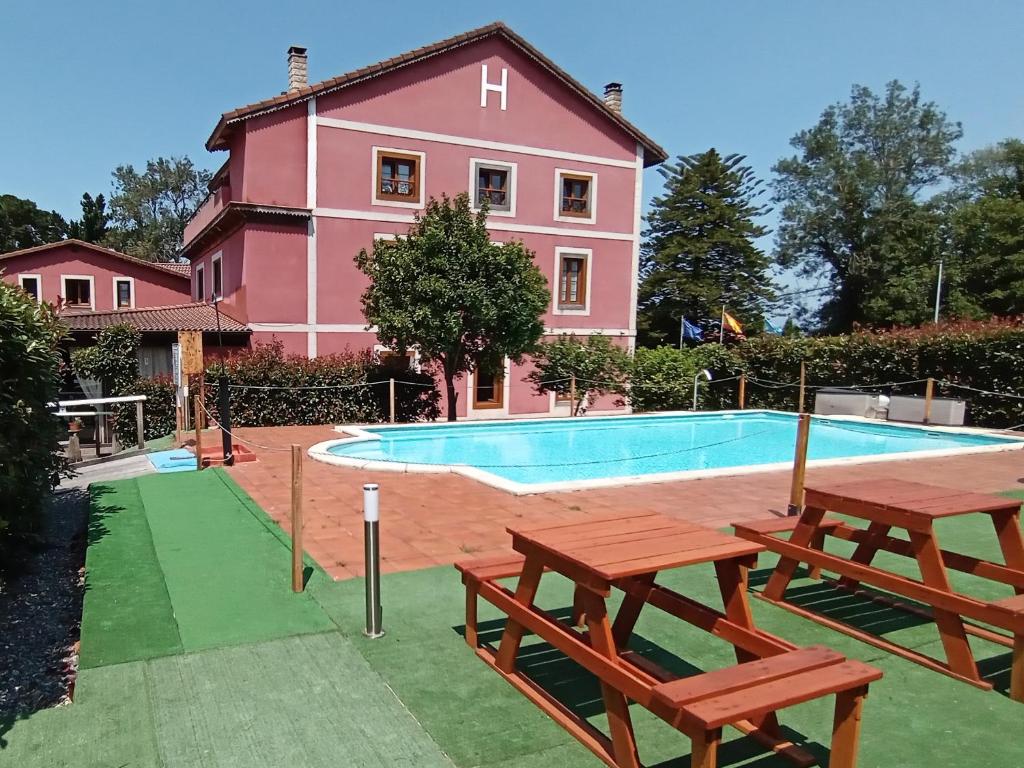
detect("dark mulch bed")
(0, 490), (87, 716)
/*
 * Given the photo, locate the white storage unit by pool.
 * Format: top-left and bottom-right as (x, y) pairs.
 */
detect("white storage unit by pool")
(887, 394), (966, 426)
(814, 388), (888, 419)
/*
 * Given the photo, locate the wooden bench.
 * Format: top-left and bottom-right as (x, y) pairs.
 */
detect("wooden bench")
(991, 593), (1024, 700)
(456, 554), (529, 649)
(651, 646), (881, 768)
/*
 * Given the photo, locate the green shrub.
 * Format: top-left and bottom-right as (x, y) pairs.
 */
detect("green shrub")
(629, 347), (700, 411)
(120, 376), (177, 441)
(0, 280), (68, 548)
(526, 334), (630, 415)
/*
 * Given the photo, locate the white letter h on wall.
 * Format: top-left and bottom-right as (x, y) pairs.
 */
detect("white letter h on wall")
(480, 64), (508, 111)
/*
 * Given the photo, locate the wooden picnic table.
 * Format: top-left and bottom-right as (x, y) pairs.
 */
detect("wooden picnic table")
(734, 479), (1024, 699)
(460, 511), (881, 768)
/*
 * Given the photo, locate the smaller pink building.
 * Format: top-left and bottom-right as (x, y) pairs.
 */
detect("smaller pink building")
(0, 239), (192, 311)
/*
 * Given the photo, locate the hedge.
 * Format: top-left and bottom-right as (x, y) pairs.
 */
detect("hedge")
(630, 318), (1024, 428)
(0, 280), (68, 553)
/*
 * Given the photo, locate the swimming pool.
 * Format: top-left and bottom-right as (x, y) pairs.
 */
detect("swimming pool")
(309, 411), (1023, 494)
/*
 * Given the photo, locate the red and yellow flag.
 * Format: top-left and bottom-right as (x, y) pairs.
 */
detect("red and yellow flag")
(723, 311), (744, 335)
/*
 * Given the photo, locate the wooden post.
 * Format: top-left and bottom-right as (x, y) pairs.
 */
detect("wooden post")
(569, 374), (577, 417)
(193, 385), (203, 471)
(135, 400), (145, 450)
(788, 413), (811, 517)
(924, 377), (935, 425)
(389, 377), (396, 423)
(291, 444), (304, 592)
(738, 374), (746, 410)
(798, 361), (806, 413)
(199, 375), (206, 429)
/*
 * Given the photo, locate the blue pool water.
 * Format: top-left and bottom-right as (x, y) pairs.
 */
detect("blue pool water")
(326, 412), (1017, 487)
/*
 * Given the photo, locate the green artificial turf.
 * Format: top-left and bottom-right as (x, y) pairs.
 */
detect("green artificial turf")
(79, 480), (182, 668)
(137, 470), (335, 653)
(313, 507), (1024, 768)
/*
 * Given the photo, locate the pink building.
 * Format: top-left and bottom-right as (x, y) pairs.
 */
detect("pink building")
(1, 239), (191, 312)
(183, 21), (666, 418)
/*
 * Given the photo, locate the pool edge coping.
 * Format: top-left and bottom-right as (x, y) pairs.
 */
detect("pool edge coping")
(306, 410), (1024, 496)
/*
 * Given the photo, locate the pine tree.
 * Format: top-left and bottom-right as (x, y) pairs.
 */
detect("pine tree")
(67, 193), (110, 243)
(638, 149), (774, 347)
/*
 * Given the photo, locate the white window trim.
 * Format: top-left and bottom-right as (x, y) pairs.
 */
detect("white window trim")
(211, 252), (223, 300)
(61, 274), (95, 310)
(469, 157), (517, 217)
(373, 232), (399, 242)
(194, 263), (206, 301)
(552, 247), (593, 316)
(112, 276), (135, 309)
(18, 273), (42, 302)
(466, 357), (511, 419)
(553, 168), (598, 225)
(371, 146), (426, 209)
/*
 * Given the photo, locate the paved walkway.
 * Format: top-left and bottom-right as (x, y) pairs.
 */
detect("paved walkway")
(226, 424), (1024, 580)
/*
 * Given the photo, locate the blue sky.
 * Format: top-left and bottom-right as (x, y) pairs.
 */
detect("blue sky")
(2, 0), (1021, 306)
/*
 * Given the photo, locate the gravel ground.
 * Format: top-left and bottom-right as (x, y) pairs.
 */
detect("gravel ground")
(0, 489), (87, 715)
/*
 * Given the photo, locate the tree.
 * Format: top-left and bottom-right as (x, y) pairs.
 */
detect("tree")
(0, 279), (68, 558)
(638, 149), (774, 347)
(105, 156), (212, 262)
(772, 81), (962, 332)
(67, 192), (110, 243)
(941, 139), (1024, 317)
(526, 334), (630, 415)
(0, 194), (67, 251)
(355, 194), (550, 421)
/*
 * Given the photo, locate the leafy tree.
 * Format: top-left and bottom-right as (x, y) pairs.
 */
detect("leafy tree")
(0, 280), (68, 558)
(772, 81), (962, 332)
(67, 192), (110, 243)
(0, 194), (67, 251)
(105, 156), (212, 262)
(526, 334), (630, 415)
(355, 194), (550, 421)
(941, 139), (1024, 317)
(638, 149), (774, 347)
(70, 324), (142, 397)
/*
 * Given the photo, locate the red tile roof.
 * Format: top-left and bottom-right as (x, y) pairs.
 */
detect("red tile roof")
(205, 21), (667, 166)
(62, 302), (249, 333)
(0, 240), (191, 280)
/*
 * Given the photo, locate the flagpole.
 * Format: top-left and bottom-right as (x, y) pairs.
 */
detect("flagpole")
(720, 305), (725, 345)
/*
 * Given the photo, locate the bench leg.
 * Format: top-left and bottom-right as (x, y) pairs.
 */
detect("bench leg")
(465, 583), (478, 648)
(571, 585), (586, 628)
(829, 687), (867, 768)
(763, 506), (827, 601)
(494, 558), (545, 673)
(837, 523), (891, 591)
(690, 728), (721, 768)
(1012, 635), (1024, 703)
(807, 529), (827, 580)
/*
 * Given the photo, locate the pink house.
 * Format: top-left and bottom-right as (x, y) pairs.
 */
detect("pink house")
(1, 239), (191, 312)
(183, 21), (666, 418)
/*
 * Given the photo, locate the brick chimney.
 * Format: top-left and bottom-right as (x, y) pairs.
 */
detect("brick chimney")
(603, 82), (623, 114)
(287, 46), (308, 92)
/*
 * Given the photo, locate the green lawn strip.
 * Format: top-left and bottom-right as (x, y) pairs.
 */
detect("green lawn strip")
(146, 632), (454, 768)
(79, 479), (183, 668)
(313, 539), (1024, 768)
(136, 470), (335, 653)
(1, 662), (160, 767)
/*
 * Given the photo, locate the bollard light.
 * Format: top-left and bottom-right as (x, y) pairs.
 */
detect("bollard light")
(363, 483), (384, 638)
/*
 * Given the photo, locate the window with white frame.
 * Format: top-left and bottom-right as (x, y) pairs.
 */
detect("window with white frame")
(195, 264), (205, 302)
(470, 158), (516, 216)
(553, 247), (592, 315)
(211, 254), (223, 299)
(372, 147), (425, 208)
(61, 275), (94, 309)
(18, 274), (41, 302)
(113, 277), (134, 309)
(554, 169), (597, 224)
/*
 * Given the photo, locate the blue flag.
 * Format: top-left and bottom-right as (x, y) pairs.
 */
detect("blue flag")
(764, 318), (784, 336)
(682, 318), (704, 341)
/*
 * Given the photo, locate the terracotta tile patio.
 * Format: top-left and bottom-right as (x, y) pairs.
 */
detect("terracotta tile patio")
(225, 424), (1024, 580)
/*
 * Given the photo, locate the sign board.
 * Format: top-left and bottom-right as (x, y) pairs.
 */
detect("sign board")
(178, 330), (204, 376)
(171, 342), (182, 388)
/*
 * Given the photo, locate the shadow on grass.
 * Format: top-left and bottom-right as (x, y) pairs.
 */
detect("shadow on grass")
(454, 606), (824, 767)
(748, 568), (1015, 694)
